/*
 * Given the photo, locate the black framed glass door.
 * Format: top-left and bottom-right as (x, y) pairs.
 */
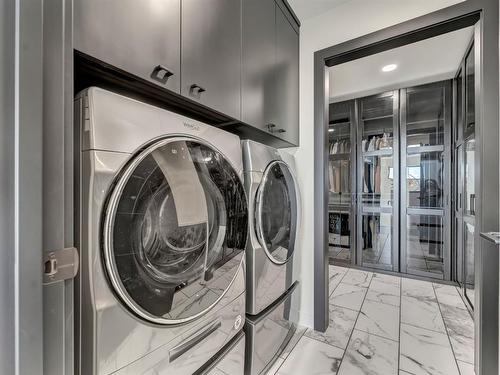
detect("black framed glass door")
(400, 82), (452, 279)
(328, 100), (356, 265)
(454, 42), (476, 310)
(356, 91), (399, 271)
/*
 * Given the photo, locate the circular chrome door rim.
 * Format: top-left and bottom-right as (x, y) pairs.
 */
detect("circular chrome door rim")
(255, 160), (298, 265)
(103, 135), (243, 325)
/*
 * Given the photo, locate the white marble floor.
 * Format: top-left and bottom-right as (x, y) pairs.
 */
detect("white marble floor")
(267, 266), (475, 375)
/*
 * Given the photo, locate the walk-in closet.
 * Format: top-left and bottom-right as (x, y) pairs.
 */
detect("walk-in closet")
(328, 27), (476, 295)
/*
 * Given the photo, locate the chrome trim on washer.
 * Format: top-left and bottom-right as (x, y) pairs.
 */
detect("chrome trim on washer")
(254, 160), (298, 266)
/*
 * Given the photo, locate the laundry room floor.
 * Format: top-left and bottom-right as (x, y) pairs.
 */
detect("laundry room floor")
(266, 266), (474, 375)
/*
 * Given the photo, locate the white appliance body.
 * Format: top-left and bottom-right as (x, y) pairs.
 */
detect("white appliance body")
(75, 87), (247, 375)
(242, 140), (299, 316)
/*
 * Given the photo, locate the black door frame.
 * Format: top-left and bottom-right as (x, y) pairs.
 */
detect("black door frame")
(313, 1), (498, 374)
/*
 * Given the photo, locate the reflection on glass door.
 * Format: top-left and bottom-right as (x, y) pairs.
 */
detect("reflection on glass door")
(401, 82), (451, 279)
(454, 143), (464, 286)
(463, 139), (475, 306)
(357, 92), (398, 271)
(455, 42), (475, 310)
(328, 100), (356, 265)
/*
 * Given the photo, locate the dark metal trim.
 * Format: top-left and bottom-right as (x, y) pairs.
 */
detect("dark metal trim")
(321, 6), (480, 67)
(275, 0), (301, 27)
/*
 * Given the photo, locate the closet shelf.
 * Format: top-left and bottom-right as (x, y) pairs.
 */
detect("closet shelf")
(363, 149), (393, 157)
(361, 114), (393, 122)
(406, 118), (444, 126)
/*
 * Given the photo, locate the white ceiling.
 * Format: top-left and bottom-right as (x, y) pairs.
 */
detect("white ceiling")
(287, 0), (349, 21)
(329, 26), (474, 102)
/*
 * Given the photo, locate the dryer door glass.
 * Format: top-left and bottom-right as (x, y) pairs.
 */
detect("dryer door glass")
(256, 161), (298, 263)
(103, 138), (248, 324)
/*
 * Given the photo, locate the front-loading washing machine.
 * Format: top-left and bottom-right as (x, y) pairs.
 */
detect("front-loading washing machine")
(75, 87), (248, 375)
(241, 140), (300, 375)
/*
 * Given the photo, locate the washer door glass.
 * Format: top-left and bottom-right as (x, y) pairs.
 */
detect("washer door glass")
(256, 161), (298, 263)
(103, 138), (248, 324)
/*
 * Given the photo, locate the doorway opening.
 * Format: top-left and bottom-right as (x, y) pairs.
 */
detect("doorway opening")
(327, 27), (473, 288)
(313, 4), (498, 375)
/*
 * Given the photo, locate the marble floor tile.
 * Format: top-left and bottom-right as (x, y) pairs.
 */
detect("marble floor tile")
(207, 368), (226, 375)
(306, 304), (358, 350)
(400, 323), (460, 375)
(372, 272), (401, 286)
(277, 336), (344, 375)
(338, 329), (399, 375)
(457, 360), (475, 375)
(282, 272), (473, 375)
(402, 278), (436, 299)
(266, 357), (285, 375)
(440, 304), (474, 364)
(365, 289), (400, 307)
(329, 266), (348, 296)
(342, 269), (373, 288)
(279, 325), (307, 360)
(434, 286), (468, 311)
(356, 299), (400, 341)
(331, 283), (368, 311)
(330, 265), (349, 275)
(369, 278), (401, 296)
(433, 283), (460, 296)
(401, 295), (446, 333)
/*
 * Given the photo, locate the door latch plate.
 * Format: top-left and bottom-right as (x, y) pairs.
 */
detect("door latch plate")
(43, 247), (79, 285)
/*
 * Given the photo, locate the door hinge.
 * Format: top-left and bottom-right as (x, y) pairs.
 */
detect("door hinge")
(43, 247), (79, 285)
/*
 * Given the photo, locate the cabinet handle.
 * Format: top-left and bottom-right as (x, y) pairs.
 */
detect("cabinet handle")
(276, 129), (286, 133)
(266, 123), (276, 133)
(151, 65), (174, 84)
(190, 84), (206, 97)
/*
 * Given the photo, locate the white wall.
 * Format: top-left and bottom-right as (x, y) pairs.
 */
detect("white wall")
(286, 0), (465, 327)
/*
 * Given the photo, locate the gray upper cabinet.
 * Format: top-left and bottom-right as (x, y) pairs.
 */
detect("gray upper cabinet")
(181, 0), (242, 120)
(242, 0), (299, 145)
(242, 0), (277, 133)
(74, 0), (181, 93)
(74, 0), (299, 146)
(275, 4), (299, 145)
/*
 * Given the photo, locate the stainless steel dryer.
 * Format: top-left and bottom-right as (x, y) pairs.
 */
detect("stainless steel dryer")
(242, 140), (299, 316)
(241, 140), (300, 375)
(75, 87), (248, 375)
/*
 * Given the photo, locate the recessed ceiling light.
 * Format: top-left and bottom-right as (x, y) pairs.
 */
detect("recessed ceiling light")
(382, 64), (398, 72)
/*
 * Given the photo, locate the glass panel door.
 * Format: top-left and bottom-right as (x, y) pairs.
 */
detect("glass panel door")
(463, 138), (475, 307)
(328, 100), (356, 265)
(454, 143), (465, 286)
(401, 82), (451, 279)
(455, 42), (475, 310)
(357, 92), (398, 271)
(464, 220), (475, 307)
(464, 46), (475, 139)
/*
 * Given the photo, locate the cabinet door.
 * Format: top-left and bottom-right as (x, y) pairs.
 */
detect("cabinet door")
(242, 0), (276, 132)
(275, 5), (299, 145)
(181, 0), (242, 119)
(74, 0), (181, 92)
